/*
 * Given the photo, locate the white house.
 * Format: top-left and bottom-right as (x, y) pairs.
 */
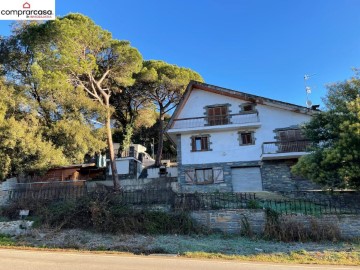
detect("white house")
(166, 81), (319, 193)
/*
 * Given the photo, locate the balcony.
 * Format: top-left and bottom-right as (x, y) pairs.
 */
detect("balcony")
(261, 140), (311, 160)
(168, 112), (260, 134)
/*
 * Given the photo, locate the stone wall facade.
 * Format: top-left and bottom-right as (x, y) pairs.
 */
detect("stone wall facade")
(178, 161), (260, 193)
(190, 209), (360, 239)
(178, 158), (318, 193)
(261, 159), (319, 192)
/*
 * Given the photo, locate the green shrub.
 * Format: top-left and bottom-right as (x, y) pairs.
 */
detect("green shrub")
(247, 199), (261, 209)
(0, 234), (15, 246)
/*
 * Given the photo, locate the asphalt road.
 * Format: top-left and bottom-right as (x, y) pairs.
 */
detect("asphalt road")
(0, 249), (358, 270)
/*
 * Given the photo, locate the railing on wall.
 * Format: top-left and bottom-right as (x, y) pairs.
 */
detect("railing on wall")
(6, 187), (360, 214)
(117, 150), (139, 159)
(171, 112), (259, 129)
(262, 140), (312, 154)
(9, 184), (87, 201)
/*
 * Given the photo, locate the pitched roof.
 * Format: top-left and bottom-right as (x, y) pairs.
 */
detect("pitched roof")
(166, 80), (317, 132)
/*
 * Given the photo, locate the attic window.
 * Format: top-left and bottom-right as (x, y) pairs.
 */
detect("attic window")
(240, 103), (256, 113)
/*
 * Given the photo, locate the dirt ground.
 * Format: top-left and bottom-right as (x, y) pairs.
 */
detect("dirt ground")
(14, 228), (359, 255)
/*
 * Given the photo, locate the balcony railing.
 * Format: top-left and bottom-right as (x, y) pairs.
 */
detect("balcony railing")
(171, 112), (259, 129)
(262, 140), (312, 155)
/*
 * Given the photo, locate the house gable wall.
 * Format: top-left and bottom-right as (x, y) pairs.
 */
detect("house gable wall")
(179, 88), (311, 165)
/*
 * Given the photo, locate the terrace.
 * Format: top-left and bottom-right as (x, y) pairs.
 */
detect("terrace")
(168, 112), (260, 134)
(261, 140), (312, 160)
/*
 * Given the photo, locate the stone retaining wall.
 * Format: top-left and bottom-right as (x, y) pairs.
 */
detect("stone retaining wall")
(0, 220), (33, 236)
(190, 209), (360, 239)
(190, 209), (265, 234)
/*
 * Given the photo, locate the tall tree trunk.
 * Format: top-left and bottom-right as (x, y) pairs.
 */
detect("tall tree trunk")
(155, 111), (164, 167)
(105, 103), (120, 191)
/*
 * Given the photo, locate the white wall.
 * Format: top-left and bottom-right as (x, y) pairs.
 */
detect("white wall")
(108, 159), (130, 175)
(178, 88), (240, 119)
(180, 89), (312, 165)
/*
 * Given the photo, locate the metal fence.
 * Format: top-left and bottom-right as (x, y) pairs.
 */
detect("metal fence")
(6, 186), (360, 215)
(118, 189), (175, 205)
(262, 140), (312, 154)
(8, 185), (87, 201)
(174, 192), (256, 211)
(259, 199), (360, 215)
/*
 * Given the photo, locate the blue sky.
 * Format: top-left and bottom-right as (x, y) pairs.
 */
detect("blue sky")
(1, 0), (360, 108)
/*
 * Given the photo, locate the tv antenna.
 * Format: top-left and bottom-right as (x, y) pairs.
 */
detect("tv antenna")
(304, 73), (316, 108)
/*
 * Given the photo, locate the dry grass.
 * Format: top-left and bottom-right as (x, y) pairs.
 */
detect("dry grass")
(183, 250), (360, 266)
(0, 231), (359, 266)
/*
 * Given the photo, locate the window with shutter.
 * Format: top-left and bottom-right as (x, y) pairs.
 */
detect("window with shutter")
(277, 128), (307, 152)
(239, 131), (255, 145)
(195, 168), (213, 184)
(191, 135), (210, 151)
(184, 169), (195, 184)
(278, 129), (304, 142)
(207, 106), (229, 126)
(213, 167), (224, 183)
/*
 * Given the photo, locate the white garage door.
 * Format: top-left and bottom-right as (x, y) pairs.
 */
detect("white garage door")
(231, 167), (262, 192)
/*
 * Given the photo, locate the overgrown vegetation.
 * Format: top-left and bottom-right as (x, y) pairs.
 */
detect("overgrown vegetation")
(292, 73), (360, 190)
(0, 234), (15, 246)
(263, 208), (340, 242)
(0, 193), (201, 235)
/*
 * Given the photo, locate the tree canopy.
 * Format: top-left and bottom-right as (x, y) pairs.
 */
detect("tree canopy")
(136, 60), (203, 165)
(0, 79), (68, 180)
(44, 14), (143, 189)
(0, 14), (203, 183)
(292, 75), (360, 190)
(0, 14), (143, 188)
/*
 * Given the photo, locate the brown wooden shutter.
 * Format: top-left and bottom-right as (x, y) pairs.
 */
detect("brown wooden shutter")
(185, 169), (195, 184)
(201, 137), (208, 150)
(191, 137), (195, 151)
(213, 167), (224, 183)
(279, 131), (287, 141)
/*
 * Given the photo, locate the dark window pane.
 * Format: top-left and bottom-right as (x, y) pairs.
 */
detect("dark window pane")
(241, 132), (253, 145)
(243, 105), (253, 111)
